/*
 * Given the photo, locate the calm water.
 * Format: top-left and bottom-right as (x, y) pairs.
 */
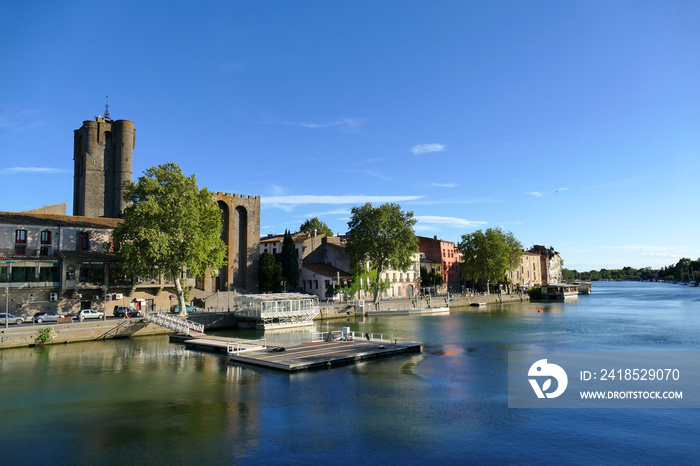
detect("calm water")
(1, 281), (699, 465)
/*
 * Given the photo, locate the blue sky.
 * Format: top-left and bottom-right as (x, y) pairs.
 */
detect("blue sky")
(1, 1), (699, 271)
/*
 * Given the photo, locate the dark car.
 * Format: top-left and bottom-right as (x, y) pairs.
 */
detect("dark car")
(0, 313), (24, 325)
(113, 306), (141, 317)
(34, 312), (66, 323)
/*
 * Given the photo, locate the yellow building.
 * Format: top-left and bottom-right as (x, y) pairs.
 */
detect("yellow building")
(508, 251), (542, 289)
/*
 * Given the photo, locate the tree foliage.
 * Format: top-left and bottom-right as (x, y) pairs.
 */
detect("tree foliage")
(420, 266), (443, 291)
(345, 203), (417, 303)
(279, 230), (299, 289)
(458, 228), (522, 291)
(337, 269), (386, 300)
(258, 252), (283, 293)
(112, 163), (226, 316)
(569, 257), (700, 282)
(299, 217), (333, 237)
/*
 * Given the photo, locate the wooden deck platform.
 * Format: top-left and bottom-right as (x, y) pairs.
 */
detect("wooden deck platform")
(229, 339), (422, 372)
(169, 334), (275, 355)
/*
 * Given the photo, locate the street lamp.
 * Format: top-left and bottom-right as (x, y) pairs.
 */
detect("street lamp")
(225, 281), (229, 311)
(4, 261), (15, 329)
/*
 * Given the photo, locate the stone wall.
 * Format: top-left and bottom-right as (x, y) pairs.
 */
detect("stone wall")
(0, 319), (171, 349)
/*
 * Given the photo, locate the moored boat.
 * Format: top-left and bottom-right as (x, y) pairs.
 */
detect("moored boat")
(540, 284), (579, 299)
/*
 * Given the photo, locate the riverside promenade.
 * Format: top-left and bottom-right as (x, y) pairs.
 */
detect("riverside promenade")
(316, 292), (529, 319)
(0, 293), (528, 349)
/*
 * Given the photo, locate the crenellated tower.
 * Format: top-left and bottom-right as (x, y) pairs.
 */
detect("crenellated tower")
(73, 103), (134, 218)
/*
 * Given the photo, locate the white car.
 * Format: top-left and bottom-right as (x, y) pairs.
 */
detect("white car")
(77, 309), (104, 320)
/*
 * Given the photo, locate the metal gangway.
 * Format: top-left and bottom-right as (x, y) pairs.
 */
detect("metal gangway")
(227, 339), (267, 355)
(143, 311), (205, 336)
(311, 328), (395, 344)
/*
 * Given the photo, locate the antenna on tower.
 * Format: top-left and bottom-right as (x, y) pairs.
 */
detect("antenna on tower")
(104, 95), (111, 120)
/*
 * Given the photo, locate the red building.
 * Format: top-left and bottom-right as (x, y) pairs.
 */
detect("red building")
(418, 236), (462, 293)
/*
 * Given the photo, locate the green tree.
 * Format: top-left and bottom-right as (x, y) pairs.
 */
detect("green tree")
(420, 266), (443, 293)
(345, 203), (417, 303)
(458, 228), (522, 292)
(258, 252), (283, 293)
(299, 217), (333, 237)
(279, 230), (299, 290)
(112, 163), (226, 317)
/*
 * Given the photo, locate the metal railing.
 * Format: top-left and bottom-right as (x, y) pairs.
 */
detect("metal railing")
(143, 311), (204, 336)
(311, 330), (395, 344)
(227, 339), (267, 355)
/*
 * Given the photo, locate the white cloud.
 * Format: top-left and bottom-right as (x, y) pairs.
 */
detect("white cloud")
(415, 215), (487, 228)
(414, 225), (440, 233)
(262, 194), (424, 209)
(0, 167), (70, 175)
(284, 118), (368, 132)
(526, 191), (543, 197)
(431, 182), (457, 188)
(411, 197), (503, 206)
(411, 143), (445, 155)
(269, 185), (285, 196)
(302, 209), (351, 217)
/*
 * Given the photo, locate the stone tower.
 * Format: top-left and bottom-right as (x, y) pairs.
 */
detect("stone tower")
(73, 114), (134, 218)
(210, 192), (261, 293)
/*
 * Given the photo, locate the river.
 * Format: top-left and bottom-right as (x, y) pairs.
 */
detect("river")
(1, 281), (699, 465)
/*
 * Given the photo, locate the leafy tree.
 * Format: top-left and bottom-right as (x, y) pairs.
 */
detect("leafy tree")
(112, 163), (226, 317)
(337, 269), (386, 300)
(420, 266), (443, 293)
(345, 203), (417, 303)
(258, 252), (283, 293)
(279, 230), (299, 289)
(458, 228), (522, 292)
(299, 217), (333, 237)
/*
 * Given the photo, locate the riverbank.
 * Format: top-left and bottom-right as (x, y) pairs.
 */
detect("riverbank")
(0, 294), (529, 349)
(318, 292), (529, 318)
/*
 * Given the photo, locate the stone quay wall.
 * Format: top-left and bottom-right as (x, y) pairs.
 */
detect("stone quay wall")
(0, 319), (172, 350)
(316, 293), (530, 319)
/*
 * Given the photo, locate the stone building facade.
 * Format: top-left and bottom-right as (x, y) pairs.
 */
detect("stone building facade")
(73, 117), (134, 218)
(72, 113), (260, 296)
(529, 245), (563, 284)
(195, 193), (260, 293)
(508, 251), (543, 289)
(418, 235), (462, 292)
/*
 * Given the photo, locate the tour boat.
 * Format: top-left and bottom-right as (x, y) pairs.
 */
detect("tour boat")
(540, 284), (579, 299)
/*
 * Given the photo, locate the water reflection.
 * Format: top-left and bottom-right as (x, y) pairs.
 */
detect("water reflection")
(0, 282), (699, 464)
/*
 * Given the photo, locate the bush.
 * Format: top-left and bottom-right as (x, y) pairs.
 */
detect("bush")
(36, 328), (52, 344)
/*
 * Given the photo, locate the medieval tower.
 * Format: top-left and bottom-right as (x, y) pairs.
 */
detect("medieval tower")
(71, 106), (260, 293)
(73, 105), (134, 218)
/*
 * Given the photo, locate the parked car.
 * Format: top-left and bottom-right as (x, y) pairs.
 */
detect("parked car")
(170, 305), (198, 314)
(34, 312), (66, 323)
(113, 306), (141, 317)
(77, 309), (104, 320)
(0, 313), (24, 325)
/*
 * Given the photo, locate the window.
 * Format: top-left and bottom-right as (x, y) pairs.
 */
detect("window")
(39, 267), (60, 282)
(78, 232), (89, 251)
(41, 230), (51, 244)
(15, 230), (27, 243)
(40, 246), (51, 256)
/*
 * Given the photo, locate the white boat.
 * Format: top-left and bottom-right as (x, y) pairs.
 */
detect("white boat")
(540, 284), (579, 299)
